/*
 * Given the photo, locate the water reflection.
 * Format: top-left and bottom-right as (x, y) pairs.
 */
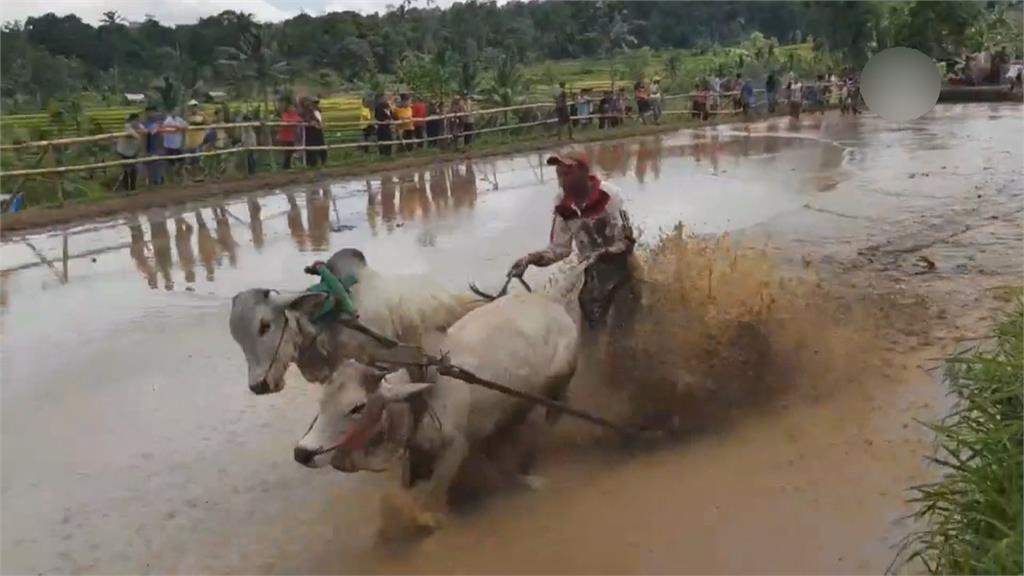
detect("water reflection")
(2, 123), (855, 303)
(429, 165), (450, 214)
(366, 179), (379, 237)
(286, 193), (307, 251)
(148, 213), (174, 291)
(212, 206), (238, 268)
(128, 219), (158, 289)
(247, 198), (264, 251)
(305, 190), (331, 251)
(634, 136), (663, 183)
(195, 210), (218, 282)
(398, 174), (420, 222)
(174, 217), (197, 285)
(450, 161), (477, 210)
(380, 176), (397, 230)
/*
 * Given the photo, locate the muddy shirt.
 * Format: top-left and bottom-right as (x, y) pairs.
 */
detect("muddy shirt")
(533, 177), (635, 266)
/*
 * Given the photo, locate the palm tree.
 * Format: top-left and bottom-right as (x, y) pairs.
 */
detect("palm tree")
(100, 11), (126, 26)
(216, 24), (289, 114)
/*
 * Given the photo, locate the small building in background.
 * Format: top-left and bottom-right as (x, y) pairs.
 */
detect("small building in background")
(204, 91), (229, 103)
(123, 93), (147, 105)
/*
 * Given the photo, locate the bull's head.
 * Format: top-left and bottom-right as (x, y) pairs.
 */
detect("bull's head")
(293, 360), (432, 469)
(229, 289), (327, 395)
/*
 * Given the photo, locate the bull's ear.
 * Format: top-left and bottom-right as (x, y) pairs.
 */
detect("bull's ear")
(378, 381), (433, 402)
(269, 291), (327, 314)
(287, 292), (328, 315)
(358, 364), (392, 390)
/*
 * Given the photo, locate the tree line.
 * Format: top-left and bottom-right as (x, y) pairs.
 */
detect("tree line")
(1, 1), (1020, 112)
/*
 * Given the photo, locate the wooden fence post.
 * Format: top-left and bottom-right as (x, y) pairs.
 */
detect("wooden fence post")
(48, 145), (64, 206)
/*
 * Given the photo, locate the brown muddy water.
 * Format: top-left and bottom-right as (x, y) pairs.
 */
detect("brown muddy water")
(2, 105), (1021, 574)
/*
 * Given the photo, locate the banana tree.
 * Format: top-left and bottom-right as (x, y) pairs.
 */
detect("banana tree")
(479, 52), (528, 125)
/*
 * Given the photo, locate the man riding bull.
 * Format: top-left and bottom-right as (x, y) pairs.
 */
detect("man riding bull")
(509, 151), (638, 332)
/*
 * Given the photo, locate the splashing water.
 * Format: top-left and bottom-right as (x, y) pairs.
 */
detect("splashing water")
(566, 226), (888, 438)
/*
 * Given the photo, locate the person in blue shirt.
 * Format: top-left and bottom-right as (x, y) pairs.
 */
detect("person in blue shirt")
(738, 73), (755, 116)
(142, 106), (165, 185)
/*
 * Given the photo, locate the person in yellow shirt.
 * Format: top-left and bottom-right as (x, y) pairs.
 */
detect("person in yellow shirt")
(359, 97), (374, 154)
(185, 100), (208, 152)
(394, 93), (414, 151)
(184, 99), (208, 179)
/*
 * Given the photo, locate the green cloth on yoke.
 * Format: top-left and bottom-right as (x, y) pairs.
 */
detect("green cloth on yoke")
(305, 264), (359, 323)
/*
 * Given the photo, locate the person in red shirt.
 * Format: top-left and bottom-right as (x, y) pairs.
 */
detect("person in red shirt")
(276, 102), (302, 169)
(411, 97), (428, 148)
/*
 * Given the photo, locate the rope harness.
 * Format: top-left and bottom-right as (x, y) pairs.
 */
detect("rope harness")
(290, 267), (661, 456)
(260, 314), (290, 389)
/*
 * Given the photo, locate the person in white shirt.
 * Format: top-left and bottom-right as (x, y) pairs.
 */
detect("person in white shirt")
(649, 78), (663, 123)
(711, 75), (722, 110)
(115, 113), (145, 191)
(161, 110), (188, 176)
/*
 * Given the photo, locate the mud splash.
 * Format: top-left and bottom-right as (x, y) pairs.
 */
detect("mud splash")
(545, 229), (887, 445)
(342, 229), (930, 575)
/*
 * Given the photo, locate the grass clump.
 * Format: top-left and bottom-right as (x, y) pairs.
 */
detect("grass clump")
(899, 298), (1023, 575)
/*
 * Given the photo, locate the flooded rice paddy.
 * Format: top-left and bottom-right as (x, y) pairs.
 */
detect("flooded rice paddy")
(1, 105), (1021, 574)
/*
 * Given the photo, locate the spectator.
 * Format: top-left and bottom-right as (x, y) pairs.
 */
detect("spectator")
(161, 108), (188, 178)
(116, 112), (145, 191)
(739, 73), (755, 116)
(426, 99), (444, 147)
(634, 80), (650, 123)
(142, 106), (165, 185)
(302, 96), (327, 167)
(412, 96), (428, 147)
(612, 87), (626, 127)
(207, 108), (231, 178)
(597, 90), (611, 129)
(374, 94), (393, 156)
(185, 100), (207, 158)
(395, 93), (414, 151)
(649, 78), (662, 123)
(461, 94), (476, 147)
(711, 74), (722, 110)
(787, 77), (803, 118)
(240, 113), (258, 175)
(555, 81), (572, 139)
(359, 96), (375, 153)
(448, 95), (465, 147)
(692, 81), (709, 121)
(576, 90), (592, 125)
(277, 101), (302, 169)
(766, 72), (779, 113)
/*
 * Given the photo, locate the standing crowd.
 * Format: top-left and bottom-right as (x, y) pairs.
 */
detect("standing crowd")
(110, 71), (861, 192)
(553, 78), (665, 139)
(360, 92), (476, 156)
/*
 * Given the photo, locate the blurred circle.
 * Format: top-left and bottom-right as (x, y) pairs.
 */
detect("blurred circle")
(860, 47), (941, 122)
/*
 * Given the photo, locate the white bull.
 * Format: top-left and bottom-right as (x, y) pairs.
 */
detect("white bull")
(294, 290), (580, 531)
(229, 248), (482, 395)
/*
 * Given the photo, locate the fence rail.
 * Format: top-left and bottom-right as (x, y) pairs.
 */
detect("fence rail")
(0, 84), (842, 188)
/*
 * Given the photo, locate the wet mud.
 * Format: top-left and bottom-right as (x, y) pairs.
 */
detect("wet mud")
(1, 105), (1021, 574)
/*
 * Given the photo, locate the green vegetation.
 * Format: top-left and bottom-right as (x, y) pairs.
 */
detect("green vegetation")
(1, 1), (1019, 212)
(899, 297), (1023, 575)
(2, 1), (1019, 116)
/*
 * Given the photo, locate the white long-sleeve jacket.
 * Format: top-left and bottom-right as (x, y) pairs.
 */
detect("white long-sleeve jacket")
(533, 177), (635, 267)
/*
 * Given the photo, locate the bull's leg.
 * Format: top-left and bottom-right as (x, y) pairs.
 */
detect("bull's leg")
(413, 434), (467, 530)
(544, 370), (576, 426)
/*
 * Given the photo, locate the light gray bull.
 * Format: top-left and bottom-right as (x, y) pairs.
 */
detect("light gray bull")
(229, 248), (481, 395)
(294, 291), (580, 531)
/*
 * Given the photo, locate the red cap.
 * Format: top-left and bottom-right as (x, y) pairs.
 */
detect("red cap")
(546, 151), (591, 171)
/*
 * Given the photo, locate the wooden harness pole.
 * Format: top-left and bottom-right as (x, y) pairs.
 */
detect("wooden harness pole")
(336, 317), (647, 439)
